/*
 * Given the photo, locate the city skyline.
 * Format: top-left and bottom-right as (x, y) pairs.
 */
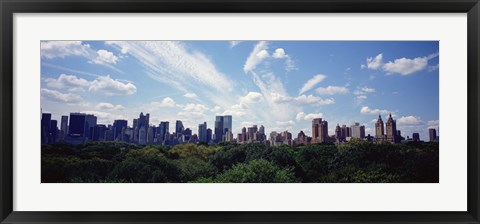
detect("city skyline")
(41, 41), (439, 139)
(41, 111), (436, 146)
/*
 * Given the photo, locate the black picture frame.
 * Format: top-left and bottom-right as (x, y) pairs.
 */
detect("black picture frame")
(1, 0), (479, 223)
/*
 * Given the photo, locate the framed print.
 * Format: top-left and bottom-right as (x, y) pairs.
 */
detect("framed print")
(1, 0), (479, 223)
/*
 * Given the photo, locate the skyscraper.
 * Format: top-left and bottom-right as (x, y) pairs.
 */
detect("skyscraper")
(351, 122), (365, 139)
(85, 114), (97, 140)
(206, 128), (213, 143)
(113, 119), (128, 141)
(60, 115), (68, 140)
(147, 126), (155, 144)
(158, 121), (169, 144)
(385, 114), (398, 143)
(214, 116), (224, 143)
(175, 120), (184, 140)
(49, 120), (58, 143)
(136, 112), (149, 144)
(429, 128), (437, 142)
(312, 118), (328, 143)
(183, 128), (192, 142)
(223, 115), (232, 134)
(412, 133), (420, 142)
(335, 124), (342, 142)
(138, 126), (147, 145)
(341, 125), (351, 138)
(68, 113), (87, 137)
(198, 122), (207, 143)
(241, 127), (247, 142)
(225, 131), (234, 142)
(92, 124), (107, 141)
(375, 115), (385, 138)
(41, 113), (51, 144)
(295, 130), (308, 146)
(247, 125), (258, 142)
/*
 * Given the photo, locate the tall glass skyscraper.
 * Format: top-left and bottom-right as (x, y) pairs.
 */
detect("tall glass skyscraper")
(113, 119), (128, 140)
(223, 115), (232, 134)
(175, 120), (184, 139)
(158, 121), (169, 144)
(214, 116), (224, 143)
(69, 113), (87, 137)
(198, 122), (207, 143)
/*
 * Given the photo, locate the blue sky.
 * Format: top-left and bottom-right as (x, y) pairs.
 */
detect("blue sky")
(41, 41), (439, 140)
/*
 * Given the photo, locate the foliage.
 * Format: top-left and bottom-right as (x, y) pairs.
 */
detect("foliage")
(210, 159), (298, 183)
(41, 141), (439, 183)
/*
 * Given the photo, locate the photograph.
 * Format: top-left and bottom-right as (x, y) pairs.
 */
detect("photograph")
(40, 40), (439, 183)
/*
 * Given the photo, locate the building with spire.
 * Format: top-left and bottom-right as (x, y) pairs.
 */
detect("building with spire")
(375, 114), (401, 143)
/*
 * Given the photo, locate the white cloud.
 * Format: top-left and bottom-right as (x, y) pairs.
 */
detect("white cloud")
(211, 106), (222, 113)
(41, 88), (83, 103)
(299, 74), (327, 95)
(285, 57), (297, 72)
(357, 95), (367, 100)
(383, 57), (428, 75)
(272, 48), (287, 59)
(183, 103), (208, 112)
(397, 116), (423, 125)
(256, 50), (269, 59)
(158, 97), (176, 108)
(106, 41), (234, 109)
(296, 112), (323, 121)
(427, 120), (439, 129)
(354, 86), (376, 95)
(276, 120), (295, 127)
(360, 106), (393, 116)
(295, 95), (335, 106)
(89, 75), (137, 96)
(363, 52), (439, 75)
(316, 86), (349, 95)
(240, 121), (255, 128)
(244, 41), (269, 73)
(240, 92), (263, 104)
(44, 74), (90, 91)
(41, 41), (91, 59)
(428, 64), (439, 72)
(223, 103), (248, 117)
(96, 102), (125, 111)
(183, 92), (197, 98)
(230, 41), (244, 48)
(355, 95), (368, 103)
(178, 111), (206, 120)
(365, 53), (383, 70)
(91, 49), (119, 65)
(271, 93), (293, 104)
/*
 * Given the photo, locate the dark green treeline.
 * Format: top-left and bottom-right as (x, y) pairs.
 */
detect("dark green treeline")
(41, 140), (439, 183)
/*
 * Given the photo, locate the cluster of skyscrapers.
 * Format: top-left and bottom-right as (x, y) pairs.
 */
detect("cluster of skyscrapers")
(41, 111), (438, 146)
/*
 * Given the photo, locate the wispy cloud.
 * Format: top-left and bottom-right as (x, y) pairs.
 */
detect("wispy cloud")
(106, 41), (235, 109)
(230, 41), (244, 48)
(243, 41), (269, 73)
(41, 88), (83, 103)
(299, 74), (327, 95)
